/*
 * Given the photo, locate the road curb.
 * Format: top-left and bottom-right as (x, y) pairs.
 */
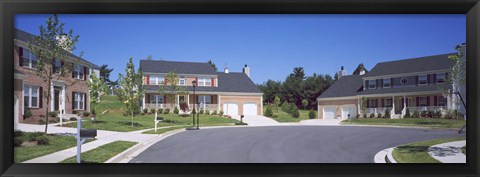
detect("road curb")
(374, 147), (397, 163)
(340, 123), (460, 131)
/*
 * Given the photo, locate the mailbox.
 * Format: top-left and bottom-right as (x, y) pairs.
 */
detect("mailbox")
(156, 117), (164, 121)
(80, 128), (97, 139)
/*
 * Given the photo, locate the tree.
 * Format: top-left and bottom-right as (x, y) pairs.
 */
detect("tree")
(99, 64), (114, 84)
(146, 55), (153, 60)
(27, 14), (81, 133)
(257, 80), (282, 104)
(87, 74), (108, 118)
(309, 109), (316, 119)
(274, 96), (281, 113)
(157, 71), (189, 110)
(291, 67), (306, 80)
(352, 63), (369, 75)
(445, 45), (466, 115)
(208, 60), (218, 71)
(334, 73), (339, 81)
(302, 99), (308, 109)
(117, 58), (145, 127)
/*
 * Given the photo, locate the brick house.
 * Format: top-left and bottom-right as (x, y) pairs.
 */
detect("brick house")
(13, 29), (99, 128)
(140, 60), (263, 116)
(317, 48), (465, 119)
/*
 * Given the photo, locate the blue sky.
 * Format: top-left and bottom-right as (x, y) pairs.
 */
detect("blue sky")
(15, 14), (465, 84)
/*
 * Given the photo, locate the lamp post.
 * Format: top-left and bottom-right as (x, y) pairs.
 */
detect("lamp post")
(187, 80), (198, 130)
(443, 90), (466, 133)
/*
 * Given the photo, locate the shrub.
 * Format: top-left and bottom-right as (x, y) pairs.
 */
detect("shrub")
(219, 111), (224, 116)
(91, 108), (96, 116)
(356, 114), (360, 119)
(235, 122), (248, 125)
(272, 114), (278, 118)
(150, 108), (156, 114)
(369, 113), (375, 118)
(26, 132), (46, 141)
(363, 113), (368, 119)
(434, 110), (442, 118)
(69, 117), (77, 121)
(179, 101), (189, 113)
(404, 108), (411, 118)
(24, 108), (32, 118)
(377, 113), (382, 118)
(82, 112), (91, 117)
(140, 112), (145, 115)
(158, 108), (163, 114)
(212, 110), (218, 115)
(14, 130), (23, 137)
(420, 111), (427, 118)
(199, 109), (204, 114)
(48, 117), (59, 123)
(292, 108), (300, 118)
(427, 110), (435, 118)
(14, 138), (23, 147)
(143, 108), (149, 114)
(48, 111), (58, 118)
(38, 119), (46, 125)
(309, 109), (316, 119)
(384, 109), (391, 118)
(163, 108), (170, 114)
(173, 107), (179, 114)
(35, 135), (50, 145)
(412, 110), (420, 118)
(264, 106), (273, 117)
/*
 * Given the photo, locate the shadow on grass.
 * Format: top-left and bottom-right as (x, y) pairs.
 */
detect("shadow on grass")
(115, 121), (145, 127)
(397, 145), (429, 153)
(90, 120), (107, 124)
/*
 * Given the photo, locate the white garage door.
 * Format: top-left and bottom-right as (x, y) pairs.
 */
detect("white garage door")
(323, 106), (336, 119)
(223, 103), (238, 116)
(243, 103), (257, 115)
(341, 104), (357, 119)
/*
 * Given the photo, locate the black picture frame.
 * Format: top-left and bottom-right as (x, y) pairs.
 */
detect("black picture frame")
(0, 0), (478, 177)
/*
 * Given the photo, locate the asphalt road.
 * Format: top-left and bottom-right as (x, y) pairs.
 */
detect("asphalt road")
(129, 126), (464, 163)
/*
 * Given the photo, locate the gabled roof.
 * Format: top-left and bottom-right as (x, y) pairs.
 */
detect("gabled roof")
(363, 53), (457, 78)
(318, 75), (363, 99)
(146, 72), (262, 94)
(14, 29), (99, 69)
(140, 60), (218, 75)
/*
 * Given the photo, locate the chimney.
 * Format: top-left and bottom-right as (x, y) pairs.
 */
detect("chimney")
(224, 67), (229, 73)
(337, 66), (348, 79)
(242, 64), (250, 77)
(359, 69), (365, 75)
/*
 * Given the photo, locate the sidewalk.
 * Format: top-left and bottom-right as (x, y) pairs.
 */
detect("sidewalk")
(19, 123), (158, 163)
(428, 140), (466, 163)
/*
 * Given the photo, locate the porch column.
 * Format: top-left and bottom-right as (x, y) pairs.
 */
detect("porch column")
(357, 97), (361, 115)
(218, 95), (221, 111)
(403, 95), (406, 110)
(176, 95), (179, 107)
(391, 96), (395, 114)
(142, 94), (146, 110)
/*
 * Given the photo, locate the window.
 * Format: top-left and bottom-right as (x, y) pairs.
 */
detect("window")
(418, 75), (427, 85)
(383, 79), (391, 88)
(368, 80), (376, 89)
(150, 95), (164, 105)
(179, 77), (186, 86)
(22, 48), (38, 68)
(198, 95), (211, 104)
(419, 97), (428, 106)
(400, 78), (408, 85)
(437, 96), (446, 106)
(24, 85), (39, 108)
(198, 78), (212, 87)
(149, 76), (164, 85)
(369, 99), (377, 108)
(436, 73), (446, 84)
(73, 65), (84, 80)
(384, 98), (392, 107)
(73, 92), (85, 110)
(53, 59), (62, 74)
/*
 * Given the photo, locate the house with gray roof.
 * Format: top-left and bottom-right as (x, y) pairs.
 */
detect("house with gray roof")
(317, 50), (464, 119)
(140, 60), (263, 116)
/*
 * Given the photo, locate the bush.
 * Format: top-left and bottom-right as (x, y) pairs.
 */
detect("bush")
(264, 106), (273, 117)
(356, 114), (360, 119)
(163, 108), (170, 114)
(158, 108), (163, 114)
(143, 108), (149, 114)
(281, 102), (297, 115)
(235, 122), (248, 125)
(69, 117), (77, 121)
(404, 108), (411, 118)
(377, 113), (382, 118)
(26, 132), (46, 141)
(14, 138), (23, 147)
(150, 108), (156, 114)
(199, 109), (204, 114)
(204, 110), (209, 115)
(212, 110), (218, 115)
(14, 130), (23, 137)
(308, 109), (316, 119)
(48, 111), (58, 118)
(38, 119), (46, 125)
(412, 110), (420, 118)
(420, 111), (427, 118)
(384, 109), (391, 118)
(24, 108), (32, 118)
(35, 135), (50, 145)
(272, 114), (278, 118)
(369, 113), (375, 118)
(82, 112), (91, 117)
(427, 110), (435, 118)
(218, 111), (224, 116)
(363, 113), (368, 119)
(173, 107), (179, 114)
(292, 108), (300, 118)
(434, 110), (442, 118)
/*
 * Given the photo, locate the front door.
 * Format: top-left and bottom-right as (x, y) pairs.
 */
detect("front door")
(54, 87), (61, 111)
(397, 98), (409, 114)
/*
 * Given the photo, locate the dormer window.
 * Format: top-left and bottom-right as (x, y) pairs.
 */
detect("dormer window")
(179, 77), (186, 86)
(149, 76), (164, 85)
(383, 79), (391, 88)
(368, 80), (376, 89)
(436, 73), (446, 84)
(418, 75), (427, 85)
(198, 78), (212, 87)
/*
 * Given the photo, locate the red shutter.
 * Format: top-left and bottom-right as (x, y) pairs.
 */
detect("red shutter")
(39, 87), (43, 108)
(146, 94), (150, 103)
(19, 47), (24, 66)
(416, 97), (419, 106)
(426, 96), (430, 106)
(434, 96), (438, 106)
(195, 78), (198, 86)
(83, 66), (87, 80)
(211, 78), (215, 87)
(146, 76), (150, 85)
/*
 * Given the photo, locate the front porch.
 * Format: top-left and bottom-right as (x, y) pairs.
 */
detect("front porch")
(361, 94), (449, 118)
(143, 93), (220, 113)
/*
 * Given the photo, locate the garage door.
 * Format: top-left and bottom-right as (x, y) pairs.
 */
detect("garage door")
(223, 103), (238, 116)
(243, 103), (257, 115)
(341, 104), (357, 119)
(323, 106), (336, 119)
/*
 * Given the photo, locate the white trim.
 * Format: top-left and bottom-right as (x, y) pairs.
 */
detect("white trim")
(383, 78), (391, 88)
(260, 95), (263, 115)
(142, 72), (218, 78)
(368, 80), (377, 89)
(145, 90), (262, 96)
(318, 96), (359, 101)
(418, 75), (428, 86)
(362, 69), (451, 80)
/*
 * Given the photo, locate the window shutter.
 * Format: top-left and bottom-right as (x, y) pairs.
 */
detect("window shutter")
(146, 94), (150, 103)
(52, 60), (57, 74)
(72, 66), (75, 78)
(426, 74), (430, 84)
(426, 96), (430, 106)
(375, 99), (378, 108)
(366, 99), (370, 108)
(416, 97), (419, 106)
(434, 96), (437, 106)
(433, 74), (437, 84)
(84, 66), (87, 80)
(72, 93), (75, 110)
(84, 93), (87, 110)
(195, 78), (198, 85)
(415, 76), (419, 85)
(146, 76), (150, 85)
(379, 79), (383, 88)
(391, 78), (394, 87)
(39, 87), (43, 108)
(19, 47), (24, 66)
(211, 78), (215, 86)
(381, 99), (384, 107)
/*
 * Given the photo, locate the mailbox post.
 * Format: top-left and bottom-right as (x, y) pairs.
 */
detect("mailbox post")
(154, 112), (164, 132)
(77, 117), (97, 163)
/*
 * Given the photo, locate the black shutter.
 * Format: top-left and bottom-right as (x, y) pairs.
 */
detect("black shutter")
(381, 99), (384, 107)
(19, 47), (24, 66)
(52, 60), (57, 74)
(426, 96), (430, 106)
(434, 96), (438, 106)
(416, 97), (419, 106)
(366, 99), (370, 108)
(72, 65), (75, 78)
(375, 99), (378, 108)
(391, 78), (394, 87)
(84, 66), (87, 80)
(39, 86), (43, 108)
(415, 76), (419, 85)
(84, 93), (87, 110)
(146, 94), (150, 104)
(72, 92), (75, 110)
(433, 74), (437, 84)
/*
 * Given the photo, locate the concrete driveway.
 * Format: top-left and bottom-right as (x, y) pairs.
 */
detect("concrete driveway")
(129, 126), (464, 163)
(232, 115), (280, 126)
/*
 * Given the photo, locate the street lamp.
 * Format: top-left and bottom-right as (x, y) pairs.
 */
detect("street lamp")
(442, 90), (466, 133)
(186, 80), (198, 130)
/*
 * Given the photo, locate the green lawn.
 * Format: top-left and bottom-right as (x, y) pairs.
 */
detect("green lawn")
(142, 126), (190, 134)
(60, 141), (137, 163)
(265, 107), (313, 122)
(341, 118), (465, 129)
(15, 132), (83, 163)
(62, 96), (242, 132)
(462, 146), (466, 155)
(392, 137), (466, 163)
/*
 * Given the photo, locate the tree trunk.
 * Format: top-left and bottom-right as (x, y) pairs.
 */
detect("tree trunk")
(44, 78), (51, 134)
(131, 109), (134, 127)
